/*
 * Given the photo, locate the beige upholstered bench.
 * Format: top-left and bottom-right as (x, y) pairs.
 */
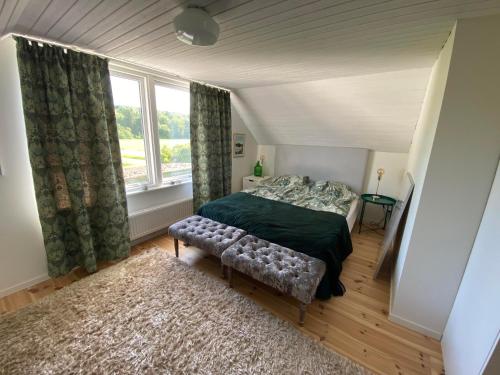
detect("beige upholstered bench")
(221, 235), (326, 325)
(168, 215), (246, 260)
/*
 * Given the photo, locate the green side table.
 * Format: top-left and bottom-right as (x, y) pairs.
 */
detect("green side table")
(358, 194), (397, 234)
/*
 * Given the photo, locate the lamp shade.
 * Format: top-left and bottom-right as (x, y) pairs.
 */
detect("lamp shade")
(174, 8), (219, 46)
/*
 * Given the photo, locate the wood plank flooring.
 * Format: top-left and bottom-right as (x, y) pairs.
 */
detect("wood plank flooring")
(0, 227), (444, 375)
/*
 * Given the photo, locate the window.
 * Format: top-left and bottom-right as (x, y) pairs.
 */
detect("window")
(111, 74), (150, 188)
(155, 84), (191, 183)
(110, 67), (191, 192)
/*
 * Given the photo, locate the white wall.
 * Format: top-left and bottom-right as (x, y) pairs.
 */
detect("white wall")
(392, 25), (455, 294)
(274, 145), (369, 194)
(363, 152), (408, 199)
(256, 144), (370, 192)
(0, 38), (48, 297)
(391, 14), (500, 339)
(231, 105), (258, 192)
(362, 151), (408, 222)
(442, 162), (500, 375)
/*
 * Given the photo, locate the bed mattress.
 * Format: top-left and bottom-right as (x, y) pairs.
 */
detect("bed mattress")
(346, 197), (360, 232)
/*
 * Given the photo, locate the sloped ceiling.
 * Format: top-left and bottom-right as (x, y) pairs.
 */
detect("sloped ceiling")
(1, 0), (500, 151)
(233, 68), (431, 152)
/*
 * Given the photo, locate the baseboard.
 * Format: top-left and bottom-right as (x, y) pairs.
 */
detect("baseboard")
(388, 311), (442, 340)
(0, 273), (50, 299)
(389, 272), (443, 340)
(0, 215), (178, 299)
(0, 227), (170, 299)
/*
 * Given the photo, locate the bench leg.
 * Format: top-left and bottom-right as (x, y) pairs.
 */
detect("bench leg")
(299, 303), (307, 326)
(174, 238), (179, 258)
(227, 267), (233, 288)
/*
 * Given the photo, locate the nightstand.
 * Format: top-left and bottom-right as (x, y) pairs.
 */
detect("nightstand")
(358, 193), (396, 234)
(243, 175), (271, 190)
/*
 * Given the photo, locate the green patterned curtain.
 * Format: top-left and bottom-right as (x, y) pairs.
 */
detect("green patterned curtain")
(190, 82), (232, 211)
(16, 37), (130, 277)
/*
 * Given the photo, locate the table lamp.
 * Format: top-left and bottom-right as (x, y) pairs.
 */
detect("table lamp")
(373, 168), (385, 200)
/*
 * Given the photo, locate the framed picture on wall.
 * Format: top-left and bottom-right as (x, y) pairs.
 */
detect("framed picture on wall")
(233, 133), (245, 158)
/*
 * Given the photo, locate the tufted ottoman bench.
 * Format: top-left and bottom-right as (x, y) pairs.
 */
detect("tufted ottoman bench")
(221, 235), (326, 325)
(168, 215), (246, 263)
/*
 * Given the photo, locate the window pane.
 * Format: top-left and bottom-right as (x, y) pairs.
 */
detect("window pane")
(110, 75), (149, 188)
(155, 84), (191, 183)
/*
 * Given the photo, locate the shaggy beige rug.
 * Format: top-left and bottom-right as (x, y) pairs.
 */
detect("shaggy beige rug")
(0, 248), (368, 374)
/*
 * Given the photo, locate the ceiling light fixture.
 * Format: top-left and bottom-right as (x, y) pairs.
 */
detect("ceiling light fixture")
(174, 7), (219, 46)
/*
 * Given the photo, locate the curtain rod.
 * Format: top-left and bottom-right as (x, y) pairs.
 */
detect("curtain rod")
(3, 32), (231, 93)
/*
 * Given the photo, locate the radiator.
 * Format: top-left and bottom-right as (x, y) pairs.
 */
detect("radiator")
(128, 198), (193, 241)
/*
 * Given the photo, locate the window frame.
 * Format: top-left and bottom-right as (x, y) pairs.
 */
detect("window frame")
(109, 64), (191, 194)
(152, 78), (191, 185)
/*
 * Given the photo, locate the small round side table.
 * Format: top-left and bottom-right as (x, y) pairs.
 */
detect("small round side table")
(358, 194), (397, 234)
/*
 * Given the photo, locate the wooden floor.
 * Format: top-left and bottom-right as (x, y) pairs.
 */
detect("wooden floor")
(0, 227), (444, 375)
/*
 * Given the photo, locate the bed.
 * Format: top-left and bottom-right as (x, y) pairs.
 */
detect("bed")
(242, 176), (360, 233)
(197, 175), (359, 299)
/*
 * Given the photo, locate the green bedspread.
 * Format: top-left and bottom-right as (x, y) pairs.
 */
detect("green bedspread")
(198, 192), (353, 299)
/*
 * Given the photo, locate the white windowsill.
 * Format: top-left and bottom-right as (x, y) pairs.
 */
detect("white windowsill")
(126, 179), (192, 197)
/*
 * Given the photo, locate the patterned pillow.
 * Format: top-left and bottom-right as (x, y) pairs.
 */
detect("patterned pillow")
(263, 175), (309, 187)
(311, 181), (357, 202)
(299, 180), (357, 216)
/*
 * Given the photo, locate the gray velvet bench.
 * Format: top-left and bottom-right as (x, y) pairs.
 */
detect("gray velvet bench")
(168, 215), (246, 263)
(221, 235), (326, 325)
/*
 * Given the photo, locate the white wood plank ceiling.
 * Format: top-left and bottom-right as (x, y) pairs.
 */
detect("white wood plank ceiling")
(1, 0), (500, 152)
(233, 68), (431, 151)
(2, 0), (500, 88)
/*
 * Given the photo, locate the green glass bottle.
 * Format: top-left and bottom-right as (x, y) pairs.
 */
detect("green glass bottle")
(254, 161), (263, 177)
